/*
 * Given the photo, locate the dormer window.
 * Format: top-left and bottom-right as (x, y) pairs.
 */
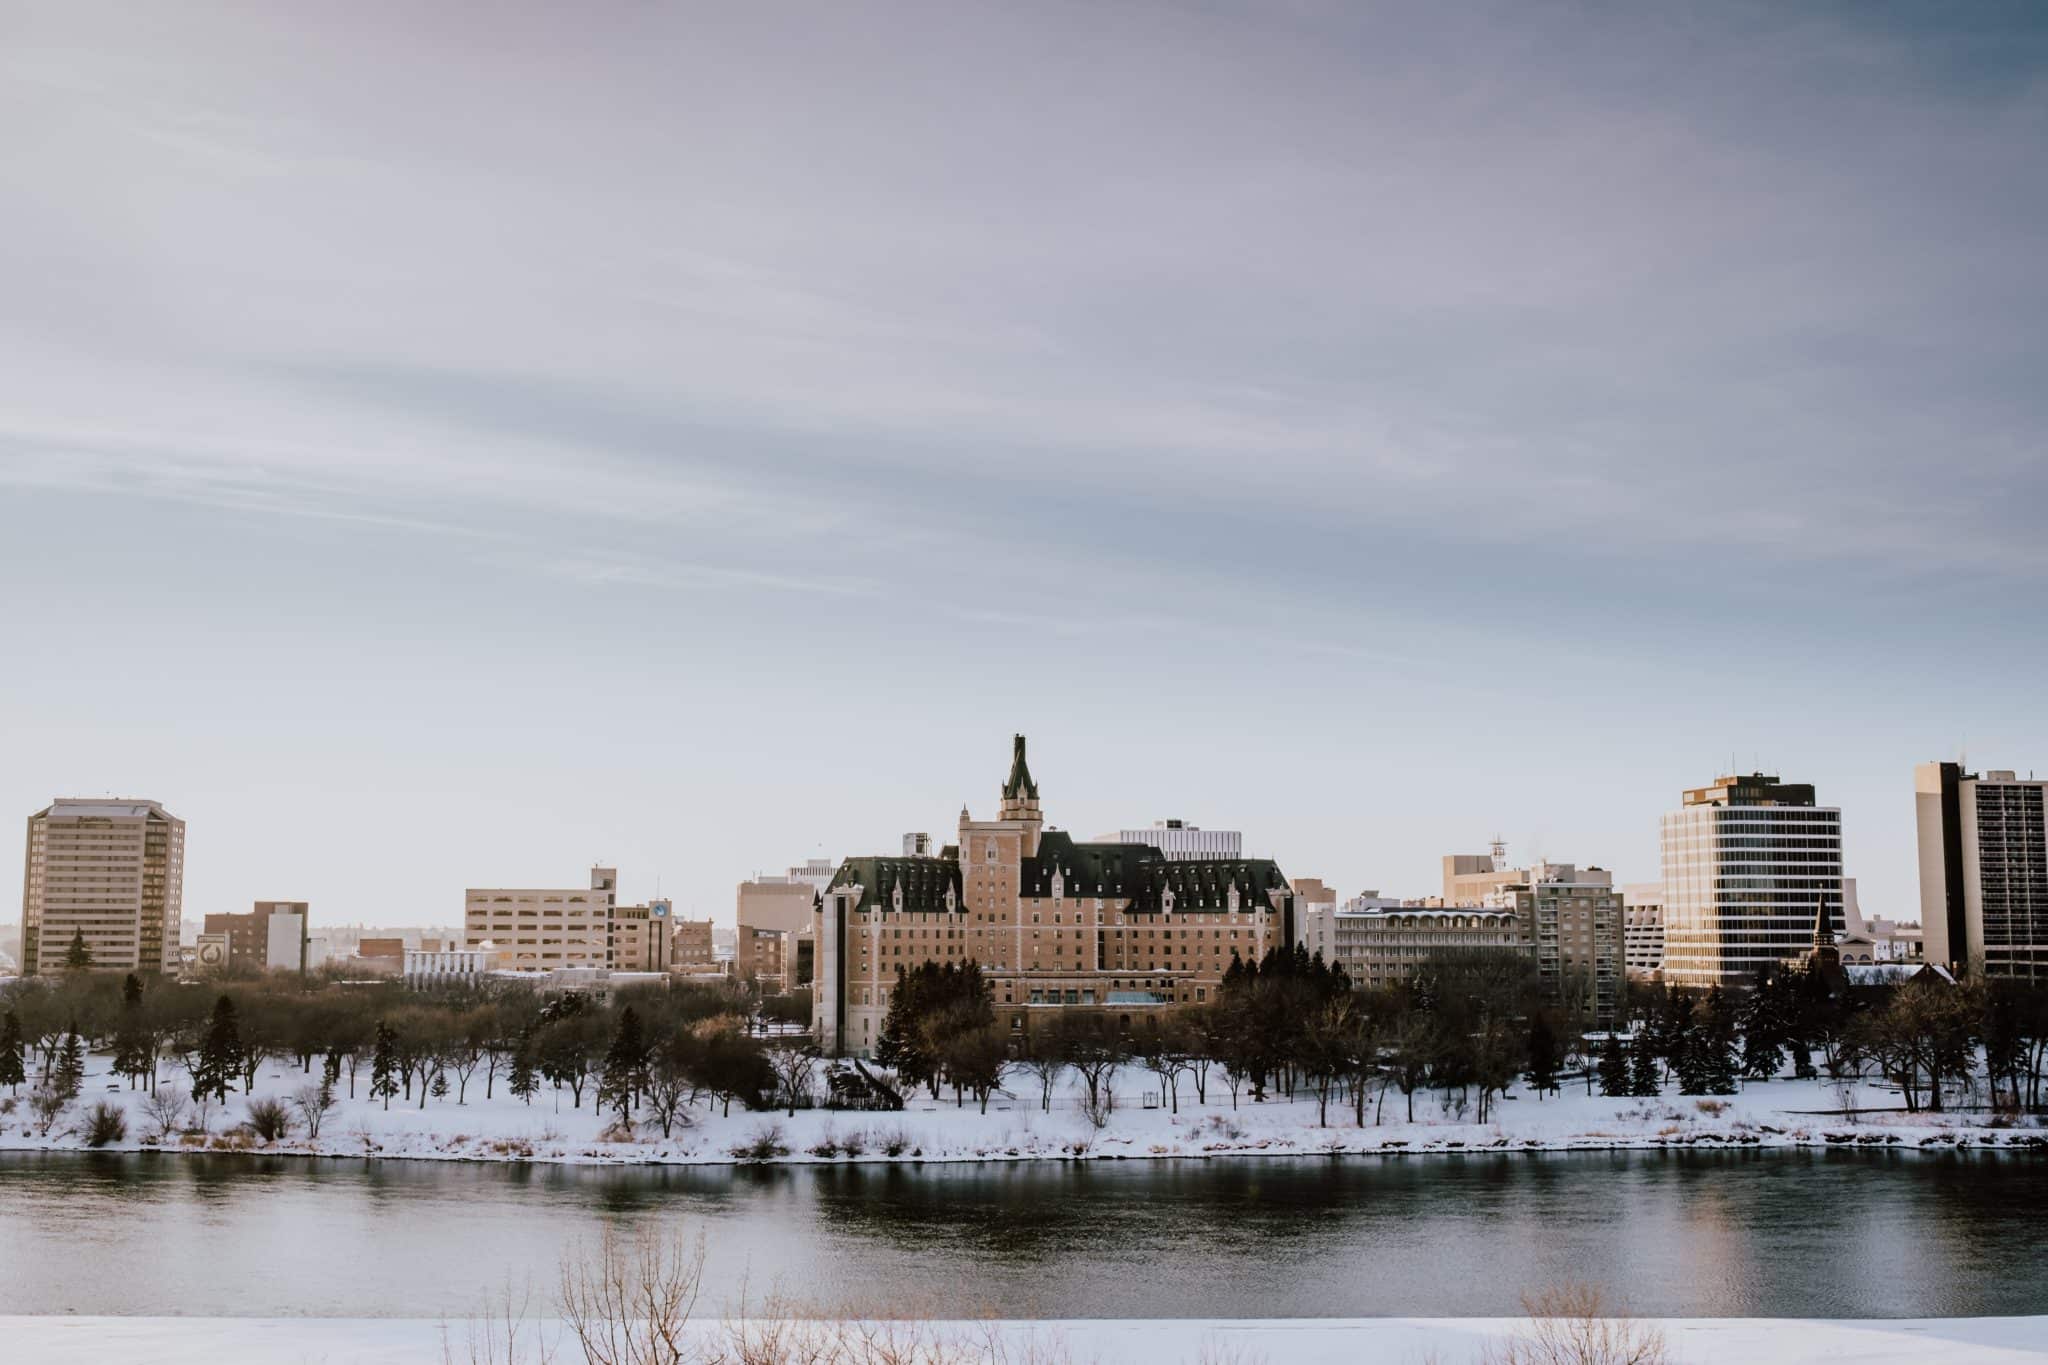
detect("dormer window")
(945, 886), (957, 912)
(1051, 871), (1065, 902)
(891, 884), (904, 912)
(1161, 889), (1176, 914)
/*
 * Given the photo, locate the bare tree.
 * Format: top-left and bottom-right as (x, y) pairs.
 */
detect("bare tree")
(291, 1081), (338, 1139)
(765, 1042), (818, 1118)
(141, 1085), (190, 1142)
(558, 1226), (706, 1365)
(1018, 1023), (1070, 1114)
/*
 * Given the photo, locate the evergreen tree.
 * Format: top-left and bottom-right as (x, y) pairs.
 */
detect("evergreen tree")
(1790, 1038), (1818, 1080)
(112, 974), (151, 1089)
(193, 996), (243, 1103)
(53, 1022), (86, 1102)
(63, 929), (94, 972)
(430, 1070), (449, 1101)
(509, 1027), (538, 1105)
(0, 1008), (24, 1095)
(1628, 1035), (1662, 1096)
(1523, 1014), (1561, 1098)
(1597, 1032), (1630, 1097)
(1702, 986), (1741, 1095)
(597, 1006), (648, 1122)
(370, 1020), (400, 1110)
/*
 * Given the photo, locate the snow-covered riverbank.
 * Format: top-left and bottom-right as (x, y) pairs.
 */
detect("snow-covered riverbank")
(2, 1315), (2043, 1364)
(3, 1051), (2041, 1167)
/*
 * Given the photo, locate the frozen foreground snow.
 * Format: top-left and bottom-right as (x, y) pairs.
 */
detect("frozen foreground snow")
(2, 1316), (2045, 1364)
(3, 1049), (2041, 1165)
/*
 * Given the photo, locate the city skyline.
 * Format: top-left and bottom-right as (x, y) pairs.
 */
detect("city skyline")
(6, 749), (2035, 937)
(5, 3), (2045, 931)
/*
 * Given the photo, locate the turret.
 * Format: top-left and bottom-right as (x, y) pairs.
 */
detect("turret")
(998, 733), (1043, 852)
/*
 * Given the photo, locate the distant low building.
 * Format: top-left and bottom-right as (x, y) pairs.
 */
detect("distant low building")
(405, 947), (492, 987)
(204, 901), (310, 973)
(672, 917), (716, 970)
(1100, 820), (1244, 861)
(1328, 906), (1524, 992)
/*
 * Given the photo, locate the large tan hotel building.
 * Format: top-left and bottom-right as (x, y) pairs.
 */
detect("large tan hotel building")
(815, 736), (1297, 1056)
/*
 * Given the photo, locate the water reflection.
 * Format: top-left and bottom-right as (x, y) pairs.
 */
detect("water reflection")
(1, 1149), (2044, 1319)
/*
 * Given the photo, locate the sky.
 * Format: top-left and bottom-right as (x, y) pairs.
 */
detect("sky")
(2, 1), (2044, 933)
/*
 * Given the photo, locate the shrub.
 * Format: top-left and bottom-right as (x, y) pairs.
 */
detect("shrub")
(597, 1119), (636, 1143)
(728, 1123), (790, 1162)
(808, 1136), (841, 1159)
(1482, 1282), (1668, 1365)
(82, 1100), (128, 1148)
(243, 1097), (295, 1142)
(1694, 1099), (1730, 1118)
(839, 1129), (867, 1158)
(30, 1087), (69, 1137)
(879, 1127), (911, 1158)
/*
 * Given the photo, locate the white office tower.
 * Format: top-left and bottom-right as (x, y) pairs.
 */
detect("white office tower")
(1659, 773), (1843, 988)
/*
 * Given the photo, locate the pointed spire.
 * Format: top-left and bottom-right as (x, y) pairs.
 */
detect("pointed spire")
(1003, 733), (1038, 800)
(1812, 893), (1836, 949)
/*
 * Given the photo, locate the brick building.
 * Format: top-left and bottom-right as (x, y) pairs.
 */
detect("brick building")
(815, 736), (1295, 1056)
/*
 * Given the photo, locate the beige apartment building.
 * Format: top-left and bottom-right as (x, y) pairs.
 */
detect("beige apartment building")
(463, 867), (617, 970)
(21, 799), (184, 975)
(1485, 862), (1624, 1026)
(815, 736), (1297, 1056)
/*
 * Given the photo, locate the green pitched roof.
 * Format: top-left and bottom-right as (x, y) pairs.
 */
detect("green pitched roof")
(1002, 733), (1038, 800)
(826, 855), (963, 914)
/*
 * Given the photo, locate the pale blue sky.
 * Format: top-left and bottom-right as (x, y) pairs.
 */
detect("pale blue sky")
(3, 1), (2044, 930)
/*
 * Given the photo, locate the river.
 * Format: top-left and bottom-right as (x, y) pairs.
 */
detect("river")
(2, 1149), (2043, 1319)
